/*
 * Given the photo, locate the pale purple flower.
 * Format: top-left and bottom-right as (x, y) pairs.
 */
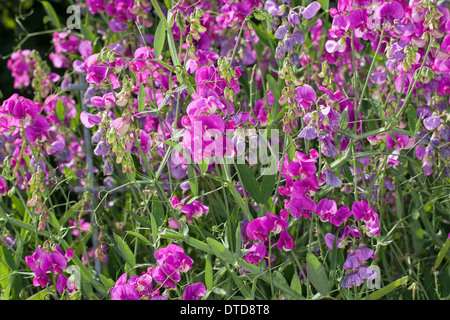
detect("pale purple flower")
(274, 24), (289, 39)
(265, 0), (281, 16)
(298, 126), (318, 140)
(341, 270), (364, 288)
(324, 233), (346, 250)
(302, 1), (321, 19)
(423, 116), (441, 131)
(323, 168), (342, 188)
(343, 250), (360, 270)
(80, 111), (101, 128)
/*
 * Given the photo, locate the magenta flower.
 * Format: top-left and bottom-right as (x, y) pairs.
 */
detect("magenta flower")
(154, 244), (194, 286)
(316, 198), (337, 222)
(277, 230), (295, 251)
(40, 252), (67, 274)
(295, 84), (317, 109)
(69, 219), (91, 237)
(7, 50), (35, 89)
(376, 1), (404, 24)
(244, 242), (267, 264)
(0, 177), (8, 195)
(84, 54), (109, 84)
(183, 282), (206, 300)
(152, 263), (181, 288)
(25, 243), (74, 290)
(286, 196), (316, 219)
(352, 200), (376, 221)
(265, 212), (289, 234)
(246, 216), (274, 242)
(56, 274), (77, 294)
(181, 200), (210, 218)
(329, 206), (352, 227)
(24, 115), (50, 143)
(386, 132), (413, 150)
(365, 214), (381, 237)
(110, 273), (140, 300)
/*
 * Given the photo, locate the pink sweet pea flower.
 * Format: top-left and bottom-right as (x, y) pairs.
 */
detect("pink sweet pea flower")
(183, 282), (206, 300)
(295, 84), (317, 109)
(80, 111), (101, 128)
(110, 274), (140, 300)
(244, 242), (267, 264)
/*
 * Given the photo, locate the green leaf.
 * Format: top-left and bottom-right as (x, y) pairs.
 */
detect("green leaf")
(128, 210), (152, 229)
(150, 0), (167, 22)
(235, 164), (275, 205)
(406, 104), (417, 132)
(290, 270), (302, 298)
(206, 237), (235, 264)
(56, 99), (65, 122)
(259, 173), (276, 205)
(365, 276), (409, 300)
(237, 258), (305, 300)
(112, 233), (136, 267)
(41, 1), (61, 30)
(317, 0), (329, 13)
(434, 238), (450, 271)
(11, 195), (25, 217)
(1, 245), (16, 271)
(287, 135), (296, 162)
(27, 289), (50, 300)
(100, 274), (116, 291)
(138, 84), (146, 113)
(306, 253), (329, 296)
(160, 228), (213, 254)
(154, 19), (167, 58)
(187, 164), (199, 196)
(164, 0), (172, 9)
(249, 21), (276, 49)
(342, 163), (353, 182)
(205, 254), (213, 291)
(64, 166), (77, 186)
(127, 231), (152, 246)
(150, 214), (159, 244)
(152, 200), (165, 226)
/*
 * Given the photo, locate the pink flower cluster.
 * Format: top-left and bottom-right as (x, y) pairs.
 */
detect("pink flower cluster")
(169, 196), (209, 227)
(242, 210), (293, 266)
(110, 244), (195, 300)
(25, 242), (77, 294)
